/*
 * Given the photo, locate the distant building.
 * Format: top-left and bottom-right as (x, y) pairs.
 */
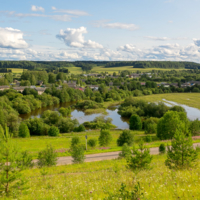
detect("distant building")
(13, 86), (29, 93)
(37, 81), (43, 86)
(0, 86), (10, 91)
(34, 87), (46, 95)
(140, 82), (146, 86)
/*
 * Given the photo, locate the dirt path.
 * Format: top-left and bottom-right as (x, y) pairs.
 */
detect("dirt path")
(33, 143), (200, 166)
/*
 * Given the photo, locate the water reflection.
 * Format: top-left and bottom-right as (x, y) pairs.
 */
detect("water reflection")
(19, 103), (129, 129)
(163, 99), (200, 121)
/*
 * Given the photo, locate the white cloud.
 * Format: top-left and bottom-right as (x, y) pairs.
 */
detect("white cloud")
(31, 5), (45, 12)
(52, 7), (89, 16)
(93, 21), (139, 31)
(56, 27), (103, 49)
(0, 27), (28, 49)
(194, 38), (200, 47)
(145, 36), (189, 41)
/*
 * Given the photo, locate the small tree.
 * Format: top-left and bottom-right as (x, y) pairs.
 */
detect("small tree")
(37, 145), (57, 167)
(159, 143), (166, 154)
(71, 144), (85, 164)
(127, 140), (152, 170)
(48, 126), (60, 137)
(18, 123), (30, 138)
(129, 114), (142, 130)
(117, 130), (134, 146)
(119, 143), (132, 159)
(0, 126), (27, 195)
(88, 138), (97, 148)
(16, 150), (34, 169)
(165, 130), (198, 169)
(70, 136), (81, 149)
(98, 129), (112, 146)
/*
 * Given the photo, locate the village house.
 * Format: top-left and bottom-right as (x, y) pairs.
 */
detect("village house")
(34, 87), (46, 95)
(87, 85), (99, 91)
(0, 86), (10, 91)
(37, 80), (43, 86)
(140, 82), (146, 86)
(13, 86), (29, 93)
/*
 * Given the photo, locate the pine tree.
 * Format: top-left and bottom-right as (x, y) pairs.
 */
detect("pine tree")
(18, 123), (30, 138)
(165, 130), (198, 169)
(0, 127), (27, 195)
(127, 140), (152, 170)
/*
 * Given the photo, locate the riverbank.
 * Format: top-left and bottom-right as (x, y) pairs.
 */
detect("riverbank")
(134, 93), (200, 109)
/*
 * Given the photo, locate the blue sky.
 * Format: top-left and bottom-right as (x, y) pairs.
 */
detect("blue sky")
(0, 0), (200, 62)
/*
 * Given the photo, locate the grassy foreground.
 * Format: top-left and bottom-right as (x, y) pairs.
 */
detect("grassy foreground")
(134, 93), (200, 109)
(4, 154), (200, 199)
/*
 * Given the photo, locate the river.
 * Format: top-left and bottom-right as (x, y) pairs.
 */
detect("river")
(19, 102), (130, 129)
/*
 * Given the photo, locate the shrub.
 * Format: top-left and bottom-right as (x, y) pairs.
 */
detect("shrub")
(104, 182), (143, 200)
(117, 130), (134, 146)
(17, 150), (34, 169)
(127, 140), (152, 170)
(37, 145), (57, 167)
(98, 129), (112, 146)
(144, 117), (159, 134)
(119, 143), (132, 159)
(73, 124), (86, 132)
(18, 122), (30, 138)
(159, 143), (166, 154)
(145, 135), (152, 143)
(129, 114), (142, 130)
(88, 138), (97, 148)
(71, 136), (81, 149)
(165, 130), (198, 169)
(48, 126), (60, 137)
(71, 144), (85, 164)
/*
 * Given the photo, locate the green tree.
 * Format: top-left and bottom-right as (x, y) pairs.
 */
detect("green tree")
(127, 140), (152, 170)
(0, 126), (27, 195)
(119, 143), (132, 159)
(71, 144), (85, 164)
(98, 129), (112, 146)
(129, 114), (142, 130)
(165, 130), (198, 169)
(157, 111), (189, 140)
(18, 123), (30, 138)
(88, 138), (97, 148)
(70, 136), (81, 149)
(48, 126), (60, 137)
(117, 130), (134, 146)
(30, 74), (36, 85)
(37, 145), (57, 167)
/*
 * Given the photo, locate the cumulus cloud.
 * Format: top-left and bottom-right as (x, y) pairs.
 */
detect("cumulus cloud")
(56, 27), (103, 49)
(0, 27), (28, 49)
(194, 39), (200, 47)
(31, 5), (45, 12)
(93, 21), (139, 31)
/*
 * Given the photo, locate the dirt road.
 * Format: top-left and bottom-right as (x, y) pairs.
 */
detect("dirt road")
(33, 143), (200, 166)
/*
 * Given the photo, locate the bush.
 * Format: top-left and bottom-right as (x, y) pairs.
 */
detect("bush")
(144, 117), (159, 134)
(129, 114), (142, 130)
(119, 143), (132, 159)
(127, 140), (152, 170)
(145, 135), (152, 143)
(104, 182), (143, 200)
(73, 124), (86, 132)
(17, 150), (34, 169)
(98, 129), (112, 146)
(117, 130), (134, 146)
(48, 126), (60, 137)
(18, 123), (30, 138)
(71, 144), (85, 164)
(165, 130), (198, 169)
(37, 145), (57, 167)
(88, 138), (97, 148)
(159, 143), (166, 154)
(71, 136), (81, 149)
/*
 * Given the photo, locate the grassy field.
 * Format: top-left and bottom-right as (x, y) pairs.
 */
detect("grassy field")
(134, 93), (200, 109)
(10, 68), (25, 73)
(4, 154), (200, 199)
(66, 65), (188, 75)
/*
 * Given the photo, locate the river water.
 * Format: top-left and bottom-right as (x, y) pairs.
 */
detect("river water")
(19, 103), (130, 129)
